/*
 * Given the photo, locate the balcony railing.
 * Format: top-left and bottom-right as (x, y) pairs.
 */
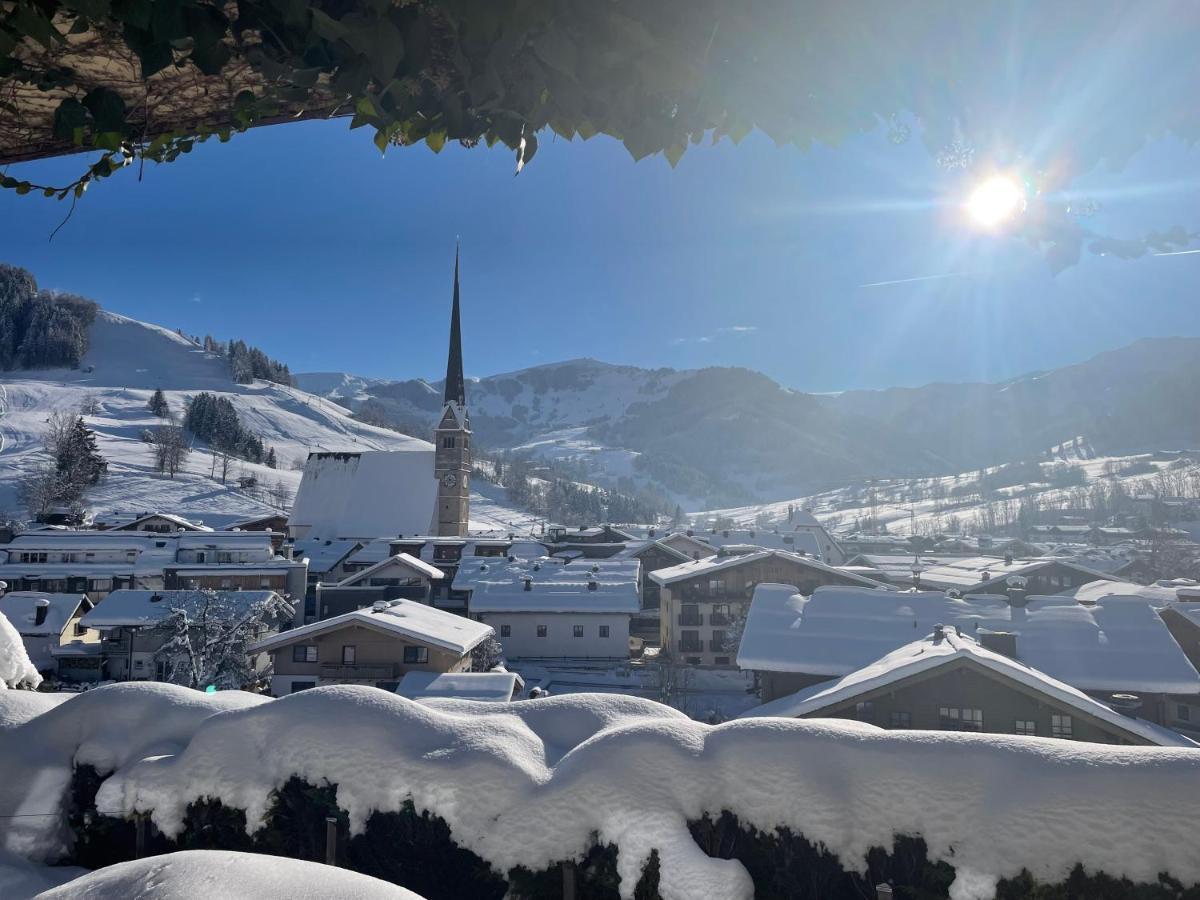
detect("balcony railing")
(319, 663), (396, 680)
(709, 613), (732, 626)
(709, 639), (730, 652)
(677, 639), (703, 653)
(677, 613), (703, 627)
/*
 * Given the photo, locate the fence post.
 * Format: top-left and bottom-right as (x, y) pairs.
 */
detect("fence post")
(562, 860), (577, 900)
(325, 816), (338, 866)
(134, 812), (147, 859)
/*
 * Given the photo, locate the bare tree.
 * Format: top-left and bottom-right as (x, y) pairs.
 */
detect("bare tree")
(79, 395), (100, 416)
(16, 464), (66, 520)
(42, 409), (75, 458)
(151, 425), (191, 478)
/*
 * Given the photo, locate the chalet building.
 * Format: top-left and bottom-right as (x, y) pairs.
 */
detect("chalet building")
(1158, 598), (1200, 738)
(0, 591), (95, 675)
(224, 513), (290, 533)
(313, 553), (444, 624)
(657, 530), (720, 561)
(614, 539), (692, 610)
(0, 530), (307, 603)
(542, 525), (638, 559)
(100, 512), (211, 533)
(737, 584), (1200, 724)
(742, 626), (1194, 748)
(453, 556), (639, 660)
(249, 598), (493, 695)
(72, 589), (288, 683)
(913, 555), (1120, 595)
(651, 548), (887, 667)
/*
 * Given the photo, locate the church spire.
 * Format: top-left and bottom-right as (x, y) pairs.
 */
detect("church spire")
(443, 243), (466, 408)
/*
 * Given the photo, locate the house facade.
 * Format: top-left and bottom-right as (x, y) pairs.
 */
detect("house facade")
(652, 549), (887, 666)
(250, 599), (493, 695)
(313, 553), (443, 624)
(0, 591), (94, 675)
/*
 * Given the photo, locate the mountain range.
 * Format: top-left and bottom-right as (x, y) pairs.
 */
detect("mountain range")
(296, 337), (1200, 508)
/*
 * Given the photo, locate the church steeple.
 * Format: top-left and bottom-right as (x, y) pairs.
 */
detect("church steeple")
(444, 244), (466, 408)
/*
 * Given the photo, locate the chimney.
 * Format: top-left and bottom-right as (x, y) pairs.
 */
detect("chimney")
(588, 578), (598, 592)
(932, 623), (945, 642)
(978, 630), (1018, 658)
(1004, 552), (1013, 566)
(686, 529), (694, 537)
(648, 527), (656, 538)
(33, 598), (49, 628)
(1107, 693), (1142, 717)
(523, 576), (532, 592)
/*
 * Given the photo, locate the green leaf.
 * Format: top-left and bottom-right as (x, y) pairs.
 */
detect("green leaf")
(14, 182), (32, 195)
(52, 98), (90, 143)
(533, 29), (577, 78)
(664, 142), (686, 167)
(82, 87), (127, 133)
(310, 8), (349, 42)
(373, 128), (390, 154)
(426, 130), (446, 153)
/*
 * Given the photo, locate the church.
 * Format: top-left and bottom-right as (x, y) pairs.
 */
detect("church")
(288, 251), (472, 541)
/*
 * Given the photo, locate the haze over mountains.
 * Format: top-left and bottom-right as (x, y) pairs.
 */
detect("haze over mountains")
(297, 337), (1200, 508)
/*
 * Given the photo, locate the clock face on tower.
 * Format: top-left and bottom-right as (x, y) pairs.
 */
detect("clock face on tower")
(442, 473), (458, 488)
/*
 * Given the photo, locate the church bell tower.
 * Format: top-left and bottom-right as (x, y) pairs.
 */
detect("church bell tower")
(434, 246), (471, 537)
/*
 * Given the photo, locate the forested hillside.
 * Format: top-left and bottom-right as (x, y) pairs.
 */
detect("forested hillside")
(0, 263), (97, 370)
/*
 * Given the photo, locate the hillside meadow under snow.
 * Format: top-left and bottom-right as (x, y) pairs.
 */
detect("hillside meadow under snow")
(0, 312), (534, 531)
(1, 683), (1198, 900)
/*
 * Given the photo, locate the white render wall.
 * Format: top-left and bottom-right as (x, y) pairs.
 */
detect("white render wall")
(483, 612), (630, 659)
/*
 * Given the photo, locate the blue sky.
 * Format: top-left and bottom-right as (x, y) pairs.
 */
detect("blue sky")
(1, 120), (1196, 392)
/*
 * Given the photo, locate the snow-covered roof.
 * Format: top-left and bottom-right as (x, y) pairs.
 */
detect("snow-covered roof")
(289, 449), (438, 541)
(915, 555), (1118, 592)
(736, 584), (1200, 694)
(336, 553), (444, 586)
(1066, 580), (1184, 608)
(110, 512), (212, 532)
(84, 590), (282, 628)
(0, 592), (89, 636)
(743, 629), (1196, 748)
(395, 670), (519, 702)
(291, 538), (363, 574)
(249, 599), (492, 656)
(649, 549), (885, 589)
(453, 556), (640, 615)
(612, 539), (691, 563)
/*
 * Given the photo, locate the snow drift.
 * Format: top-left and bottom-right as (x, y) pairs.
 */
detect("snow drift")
(2, 684), (1199, 900)
(33, 849), (424, 900)
(0, 609), (41, 690)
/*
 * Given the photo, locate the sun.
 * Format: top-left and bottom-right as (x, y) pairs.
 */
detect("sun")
(965, 175), (1026, 228)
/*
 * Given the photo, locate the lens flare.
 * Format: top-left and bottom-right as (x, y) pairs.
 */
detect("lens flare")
(966, 175), (1026, 228)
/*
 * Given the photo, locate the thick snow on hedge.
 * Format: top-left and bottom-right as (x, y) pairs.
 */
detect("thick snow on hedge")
(3, 685), (1200, 900)
(33, 850), (424, 900)
(0, 683), (268, 860)
(0, 609), (41, 691)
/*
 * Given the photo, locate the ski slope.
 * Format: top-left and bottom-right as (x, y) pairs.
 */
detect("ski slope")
(0, 312), (533, 530)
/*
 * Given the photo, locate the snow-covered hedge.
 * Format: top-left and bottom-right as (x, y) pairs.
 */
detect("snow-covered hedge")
(0, 609), (41, 690)
(2, 684), (1199, 900)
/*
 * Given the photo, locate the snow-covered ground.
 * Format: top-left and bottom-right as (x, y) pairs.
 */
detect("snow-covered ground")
(0, 312), (532, 530)
(699, 445), (1196, 538)
(3, 683), (1198, 900)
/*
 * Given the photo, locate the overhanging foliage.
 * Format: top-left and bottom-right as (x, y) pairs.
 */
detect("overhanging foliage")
(1, 1), (1197, 263)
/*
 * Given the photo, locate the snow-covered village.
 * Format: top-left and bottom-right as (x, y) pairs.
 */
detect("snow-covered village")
(3, 4), (1200, 900)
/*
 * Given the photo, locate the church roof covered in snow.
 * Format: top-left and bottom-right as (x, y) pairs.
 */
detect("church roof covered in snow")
(288, 449), (438, 542)
(736, 584), (1200, 695)
(742, 629), (1196, 748)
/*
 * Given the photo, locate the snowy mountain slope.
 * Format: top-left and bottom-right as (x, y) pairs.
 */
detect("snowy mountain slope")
(301, 337), (1200, 510)
(0, 312), (531, 530)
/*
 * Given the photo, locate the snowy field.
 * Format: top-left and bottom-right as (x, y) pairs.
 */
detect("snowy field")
(0, 312), (533, 530)
(699, 441), (1198, 538)
(2, 683), (1198, 900)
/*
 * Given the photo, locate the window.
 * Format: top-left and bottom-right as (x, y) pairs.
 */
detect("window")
(573, 625), (584, 638)
(1178, 704), (1191, 722)
(1014, 720), (1037, 736)
(853, 701), (875, 722)
(292, 645), (318, 663)
(500, 624), (511, 638)
(1051, 714), (1073, 738)
(686, 657), (702, 665)
(403, 646), (429, 664)
(442, 436), (456, 449)
(155, 660), (168, 680)
(599, 625), (610, 638)
(342, 645), (356, 665)
(889, 711), (911, 728)
(291, 681), (316, 693)
(19, 552), (47, 563)
(134, 660), (144, 670)
(536, 624), (548, 638)
(938, 706), (960, 729)
(715, 656), (730, 665)
(959, 708), (983, 731)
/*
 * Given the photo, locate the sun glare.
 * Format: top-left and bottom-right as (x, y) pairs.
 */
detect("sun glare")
(965, 175), (1026, 228)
